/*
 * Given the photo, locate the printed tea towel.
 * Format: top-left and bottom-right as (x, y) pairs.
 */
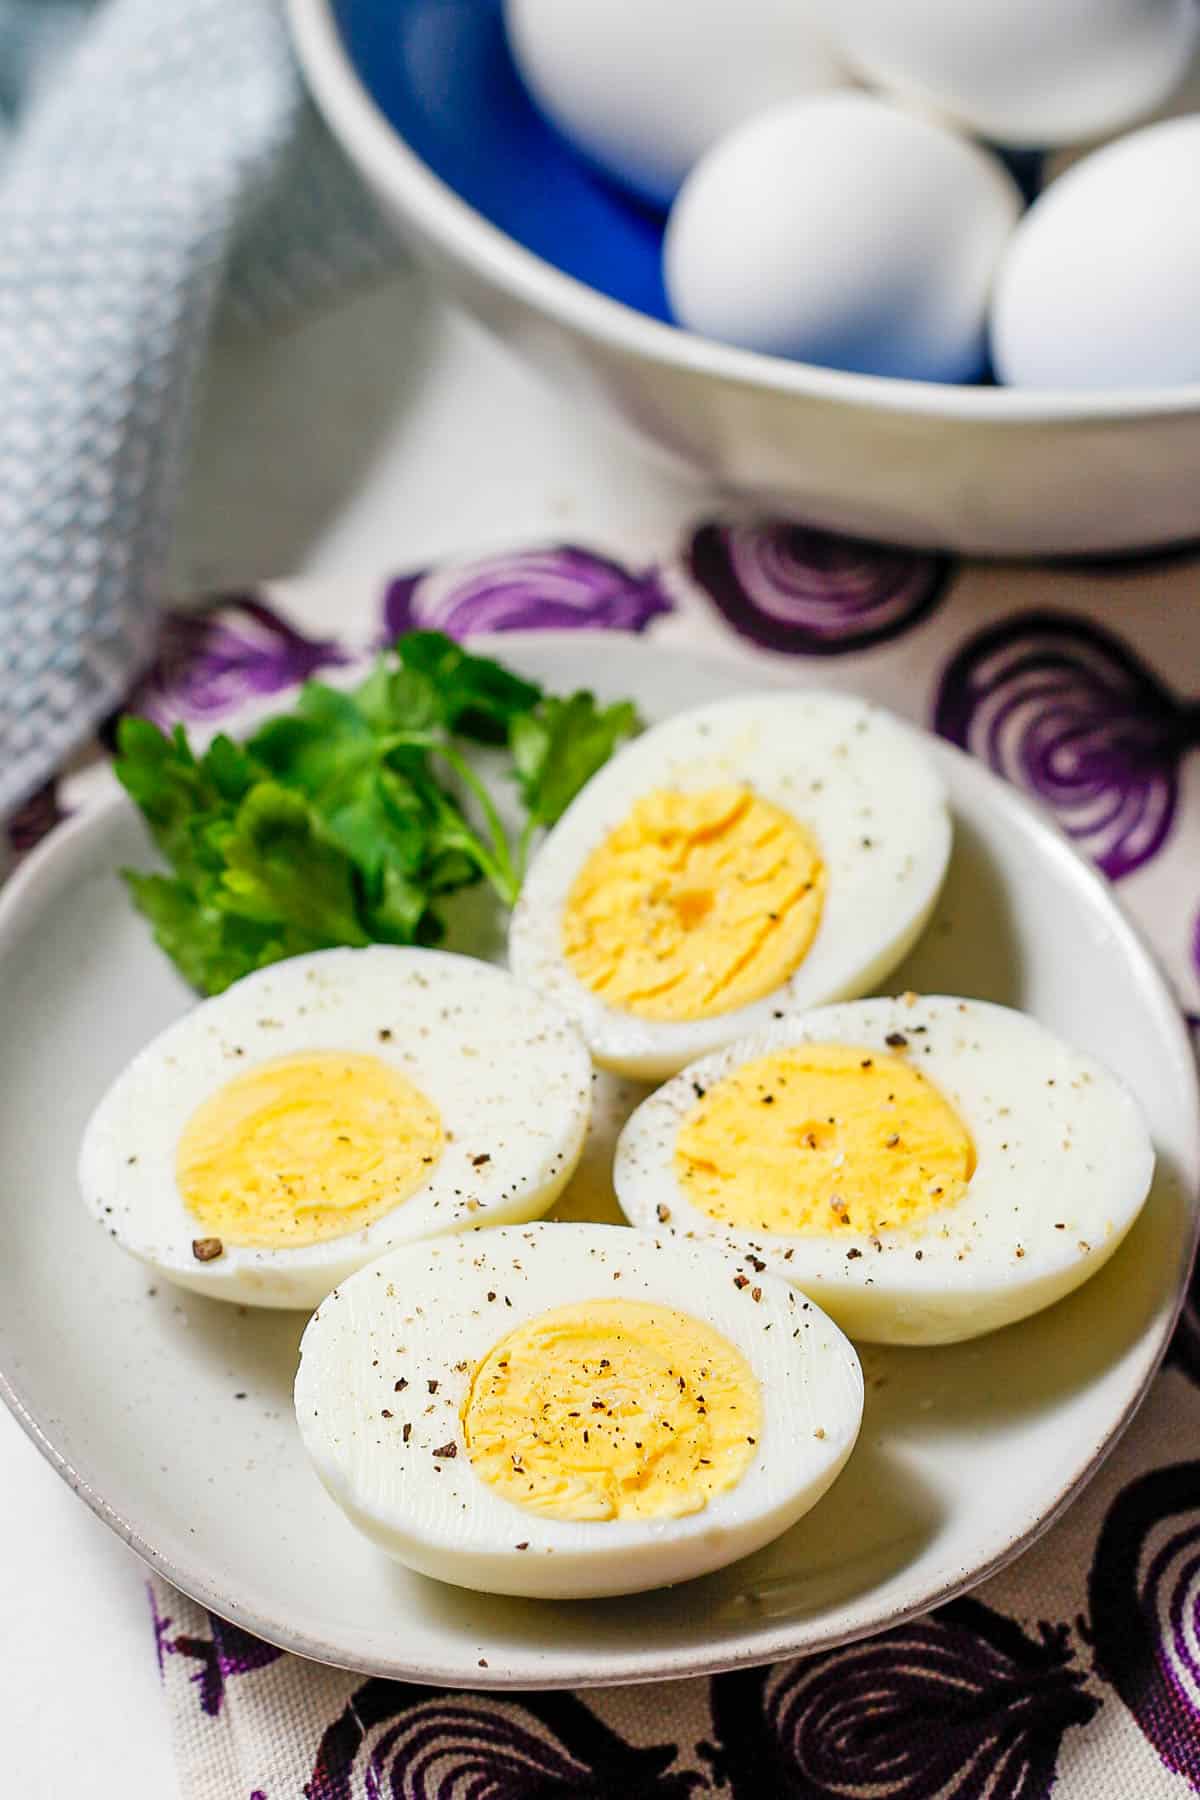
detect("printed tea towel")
(18, 524), (1196, 1800)
(0, 0), (390, 819)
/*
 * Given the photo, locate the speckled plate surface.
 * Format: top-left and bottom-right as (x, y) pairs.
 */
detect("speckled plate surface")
(0, 636), (1196, 1688)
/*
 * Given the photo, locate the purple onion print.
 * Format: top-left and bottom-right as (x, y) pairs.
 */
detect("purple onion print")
(306, 1679), (703, 1800)
(934, 610), (1200, 880)
(382, 545), (672, 642)
(155, 1606), (282, 1717)
(686, 520), (951, 656)
(125, 595), (350, 731)
(5, 781), (65, 859)
(1170, 1252), (1200, 1385)
(1089, 1462), (1200, 1790)
(707, 1596), (1097, 1799)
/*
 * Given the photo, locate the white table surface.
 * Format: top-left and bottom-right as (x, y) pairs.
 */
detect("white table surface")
(0, 267), (716, 1796)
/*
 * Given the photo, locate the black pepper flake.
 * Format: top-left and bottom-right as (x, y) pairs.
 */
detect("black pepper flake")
(656, 1203), (671, 1223)
(747, 1254), (765, 1272)
(472, 1153), (491, 1167)
(751, 1286), (762, 1303)
(381, 1409), (393, 1419)
(433, 1441), (457, 1458)
(394, 1378), (408, 1392)
(915, 1250), (923, 1261)
(428, 1380), (439, 1394)
(378, 1028), (392, 1041)
(885, 1032), (908, 1049)
(761, 1094), (775, 1105)
(516, 1542), (529, 1551)
(478, 1658), (488, 1668)
(234, 1392), (247, 1401)
(402, 1424), (412, 1443)
(847, 1247), (863, 1260)
(692, 1082), (706, 1100)
(734, 1274), (750, 1290)
(192, 1237), (223, 1263)
(487, 1291), (497, 1302)
(860, 1058), (873, 1069)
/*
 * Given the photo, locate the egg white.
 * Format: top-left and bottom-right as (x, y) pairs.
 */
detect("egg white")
(78, 947), (592, 1310)
(508, 692), (951, 1079)
(294, 1222), (864, 1599)
(614, 996), (1156, 1345)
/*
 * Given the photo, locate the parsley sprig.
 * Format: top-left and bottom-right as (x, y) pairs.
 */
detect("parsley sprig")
(115, 631), (638, 993)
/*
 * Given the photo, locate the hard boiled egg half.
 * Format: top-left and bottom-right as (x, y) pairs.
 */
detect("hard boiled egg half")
(508, 692), (951, 1079)
(615, 996), (1155, 1345)
(78, 947), (591, 1309)
(294, 1222), (864, 1598)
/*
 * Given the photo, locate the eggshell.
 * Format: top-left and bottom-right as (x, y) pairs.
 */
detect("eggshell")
(1046, 47), (1200, 182)
(664, 94), (1021, 381)
(504, 0), (849, 207)
(992, 117), (1200, 390)
(813, 0), (1199, 147)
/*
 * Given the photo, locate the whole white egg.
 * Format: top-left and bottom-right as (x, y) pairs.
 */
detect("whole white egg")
(663, 94), (1021, 381)
(992, 117), (1200, 389)
(78, 947), (591, 1309)
(615, 995), (1156, 1345)
(294, 1222), (864, 1598)
(503, 0), (850, 208)
(1046, 47), (1200, 181)
(508, 690), (951, 1079)
(813, 0), (1199, 147)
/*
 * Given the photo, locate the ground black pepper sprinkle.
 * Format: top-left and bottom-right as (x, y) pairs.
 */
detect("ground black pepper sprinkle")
(395, 1378), (408, 1392)
(472, 1154), (491, 1167)
(428, 1380), (439, 1394)
(402, 1424), (412, 1443)
(381, 1409), (393, 1419)
(885, 1032), (908, 1048)
(433, 1441), (457, 1458)
(733, 1274), (750, 1290)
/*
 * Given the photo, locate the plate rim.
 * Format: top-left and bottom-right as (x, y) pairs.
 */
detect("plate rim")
(1, 633), (1197, 1688)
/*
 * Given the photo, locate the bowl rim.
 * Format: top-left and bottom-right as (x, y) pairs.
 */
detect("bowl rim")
(289, 0), (1200, 426)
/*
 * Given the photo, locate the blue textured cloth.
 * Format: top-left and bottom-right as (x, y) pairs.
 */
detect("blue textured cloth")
(0, 0), (393, 814)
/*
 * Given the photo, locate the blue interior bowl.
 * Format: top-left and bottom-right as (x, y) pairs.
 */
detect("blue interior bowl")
(331, 0), (1046, 372)
(332, 0), (675, 323)
(297, 0), (1200, 554)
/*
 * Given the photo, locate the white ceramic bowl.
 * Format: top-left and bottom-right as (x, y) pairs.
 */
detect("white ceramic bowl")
(289, 0), (1200, 557)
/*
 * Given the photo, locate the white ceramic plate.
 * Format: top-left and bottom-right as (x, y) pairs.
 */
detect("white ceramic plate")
(1, 636), (1197, 1689)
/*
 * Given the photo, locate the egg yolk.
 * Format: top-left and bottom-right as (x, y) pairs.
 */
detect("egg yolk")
(176, 1051), (444, 1248)
(461, 1298), (761, 1521)
(561, 786), (825, 1022)
(676, 1043), (975, 1237)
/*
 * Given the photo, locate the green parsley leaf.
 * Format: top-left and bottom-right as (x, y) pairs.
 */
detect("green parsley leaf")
(114, 631), (638, 994)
